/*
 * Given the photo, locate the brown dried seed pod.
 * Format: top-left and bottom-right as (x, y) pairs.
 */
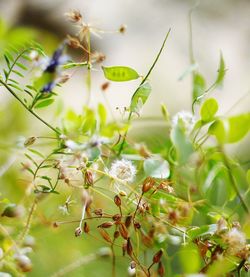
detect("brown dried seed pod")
(112, 214), (122, 222)
(152, 249), (163, 264)
(114, 230), (120, 239)
(83, 222), (90, 233)
(101, 81), (110, 91)
(84, 170), (94, 188)
(94, 208), (103, 217)
(134, 222), (141, 229)
(142, 177), (155, 193)
(75, 227), (82, 237)
(127, 238), (133, 256)
(119, 223), (129, 240)
(158, 261), (165, 277)
(130, 261), (136, 269)
(98, 221), (113, 228)
(99, 228), (112, 243)
(125, 215), (132, 228)
(114, 195), (121, 207)
(67, 35), (81, 49)
(122, 241), (127, 256)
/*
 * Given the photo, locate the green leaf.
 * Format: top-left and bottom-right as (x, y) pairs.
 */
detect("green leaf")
(12, 70), (24, 78)
(8, 83), (22, 91)
(63, 62), (88, 69)
(187, 224), (217, 240)
(170, 124), (194, 164)
(192, 73), (206, 102)
(215, 52), (226, 87)
(98, 103), (107, 129)
(16, 62), (28, 71)
(102, 66), (139, 82)
(143, 157), (170, 178)
(130, 82), (151, 112)
(209, 113), (250, 143)
(34, 99), (54, 109)
(179, 243), (201, 274)
(200, 98), (218, 122)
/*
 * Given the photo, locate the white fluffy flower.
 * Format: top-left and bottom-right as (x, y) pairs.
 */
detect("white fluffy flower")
(223, 228), (246, 254)
(109, 159), (136, 194)
(172, 111), (196, 134)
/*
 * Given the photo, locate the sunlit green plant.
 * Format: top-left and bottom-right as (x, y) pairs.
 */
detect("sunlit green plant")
(0, 8), (249, 277)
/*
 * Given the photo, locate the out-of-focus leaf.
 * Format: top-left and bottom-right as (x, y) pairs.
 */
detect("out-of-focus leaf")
(102, 66), (139, 82)
(215, 52), (226, 87)
(187, 224), (217, 240)
(179, 243), (201, 273)
(143, 157), (170, 178)
(98, 103), (107, 129)
(170, 124), (194, 164)
(178, 63), (198, 81)
(200, 98), (218, 122)
(35, 99), (54, 109)
(208, 113), (250, 143)
(192, 73), (206, 103)
(130, 82), (151, 113)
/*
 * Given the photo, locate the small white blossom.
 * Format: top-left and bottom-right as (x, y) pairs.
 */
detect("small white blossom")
(223, 227), (246, 255)
(172, 111), (196, 134)
(109, 159), (136, 183)
(109, 159), (136, 194)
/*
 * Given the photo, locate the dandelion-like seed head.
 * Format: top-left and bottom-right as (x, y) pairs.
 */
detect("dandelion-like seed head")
(109, 159), (136, 183)
(223, 227), (246, 255)
(172, 111), (196, 134)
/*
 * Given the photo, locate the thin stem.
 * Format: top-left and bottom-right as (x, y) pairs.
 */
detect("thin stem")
(0, 80), (60, 134)
(117, 29), (171, 156)
(220, 147), (249, 214)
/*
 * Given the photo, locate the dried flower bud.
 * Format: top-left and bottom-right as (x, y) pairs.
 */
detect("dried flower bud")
(127, 238), (133, 256)
(119, 24), (127, 34)
(134, 222), (141, 229)
(112, 214), (122, 222)
(53, 222), (59, 228)
(152, 249), (163, 264)
(158, 261), (165, 277)
(1, 204), (24, 218)
(119, 191), (127, 197)
(130, 261), (136, 269)
(99, 229), (112, 243)
(67, 35), (82, 49)
(98, 221), (113, 229)
(84, 170), (94, 188)
(24, 136), (36, 147)
(101, 81), (110, 91)
(114, 230), (120, 239)
(125, 215), (132, 228)
(142, 177), (155, 193)
(65, 10), (82, 23)
(119, 223), (129, 240)
(84, 222), (90, 233)
(15, 255), (32, 272)
(92, 52), (106, 63)
(94, 208), (103, 217)
(122, 241), (127, 256)
(114, 195), (121, 207)
(75, 227), (82, 237)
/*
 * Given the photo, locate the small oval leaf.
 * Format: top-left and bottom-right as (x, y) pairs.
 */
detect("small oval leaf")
(35, 99), (54, 109)
(200, 98), (218, 122)
(102, 66), (139, 82)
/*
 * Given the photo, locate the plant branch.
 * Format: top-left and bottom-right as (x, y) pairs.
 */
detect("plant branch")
(0, 80), (60, 135)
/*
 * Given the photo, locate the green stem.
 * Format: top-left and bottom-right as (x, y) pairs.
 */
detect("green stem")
(220, 147), (249, 214)
(117, 29), (171, 156)
(0, 80), (60, 135)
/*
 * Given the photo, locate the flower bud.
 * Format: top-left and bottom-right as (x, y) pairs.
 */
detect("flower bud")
(94, 208), (103, 217)
(125, 215), (132, 228)
(152, 249), (163, 264)
(1, 204), (24, 218)
(134, 222), (141, 229)
(98, 222), (113, 229)
(112, 214), (122, 222)
(142, 177), (155, 193)
(114, 195), (121, 207)
(83, 222), (90, 233)
(119, 223), (129, 240)
(24, 137), (36, 147)
(127, 238), (133, 256)
(158, 261), (165, 277)
(75, 227), (82, 237)
(15, 255), (32, 272)
(101, 82), (110, 91)
(84, 170), (94, 188)
(114, 230), (120, 239)
(99, 229), (112, 243)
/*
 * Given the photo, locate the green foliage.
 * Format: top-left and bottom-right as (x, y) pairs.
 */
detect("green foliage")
(102, 66), (140, 82)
